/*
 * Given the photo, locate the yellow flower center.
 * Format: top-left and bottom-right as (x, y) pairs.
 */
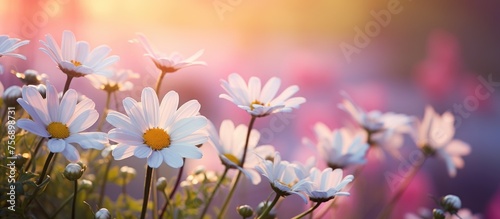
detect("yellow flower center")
(223, 153), (240, 165)
(143, 128), (171, 150)
(250, 100), (266, 110)
(47, 122), (70, 139)
(71, 60), (82, 67)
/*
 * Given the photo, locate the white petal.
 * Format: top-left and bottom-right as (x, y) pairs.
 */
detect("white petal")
(61, 30), (76, 61)
(62, 144), (80, 162)
(147, 151), (163, 168)
(174, 100), (201, 121)
(161, 148), (183, 168)
(169, 144), (202, 159)
(260, 77), (281, 103)
(159, 91), (179, 129)
(123, 97), (148, 131)
(68, 109), (98, 133)
(17, 119), (49, 137)
(141, 87), (159, 127)
(58, 89), (78, 123)
(112, 144), (137, 160)
(169, 117), (207, 141)
(46, 82), (59, 122)
(134, 146), (152, 158)
(48, 138), (66, 152)
(65, 132), (108, 150)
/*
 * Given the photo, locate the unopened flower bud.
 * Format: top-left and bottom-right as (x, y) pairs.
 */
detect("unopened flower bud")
(441, 194), (461, 214)
(237, 205), (254, 218)
(194, 165), (206, 175)
(432, 208), (445, 219)
(13, 69), (45, 85)
(35, 84), (47, 98)
(119, 166), (136, 179)
(95, 208), (111, 219)
(3, 85), (22, 107)
(157, 177), (167, 191)
(80, 179), (93, 190)
(64, 163), (84, 181)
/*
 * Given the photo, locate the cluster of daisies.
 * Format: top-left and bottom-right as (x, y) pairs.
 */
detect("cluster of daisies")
(0, 30), (472, 218)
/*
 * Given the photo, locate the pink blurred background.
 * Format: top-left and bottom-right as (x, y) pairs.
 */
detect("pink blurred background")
(1, 0), (499, 218)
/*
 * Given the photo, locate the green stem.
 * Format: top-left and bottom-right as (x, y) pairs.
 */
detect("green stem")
(169, 159), (186, 201)
(154, 71), (167, 95)
(159, 190), (170, 219)
(199, 167), (229, 218)
(152, 170), (158, 219)
(98, 156), (113, 207)
(376, 157), (427, 219)
(50, 185), (84, 218)
(97, 91), (112, 132)
(37, 152), (54, 185)
(63, 75), (74, 94)
(292, 202), (322, 219)
(217, 116), (257, 218)
(25, 137), (45, 172)
(141, 166), (154, 219)
(72, 180), (78, 219)
(257, 194), (280, 219)
(217, 172), (242, 219)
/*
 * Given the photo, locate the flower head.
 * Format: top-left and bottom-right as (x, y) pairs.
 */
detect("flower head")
(303, 167), (354, 202)
(135, 33), (205, 73)
(40, 30), (119, 77)
(3, 85), (23, 107)
(441, 194), (461, 214)
(107, 88), (208, 168)
(207, 119), (275, 184)
(0, 35), (29, 59)
(413, 106), (471, 177)
(255, 152), (310, 203)
(86, 69), (139, 93)
(16, 81), (108, 162)
(220, 73), (306, 117)
(338, 91), (414, 158)
(303, 123), (368, 169)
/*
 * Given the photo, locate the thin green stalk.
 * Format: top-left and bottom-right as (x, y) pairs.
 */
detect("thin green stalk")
(72, 180), (78, 219)
(376, 158), (427, 219)
(199, 167), (229, 218)
(158, 187), (169, 219)
(217, 116), (257, 218)
(98, 156), (113, 207)
(50, 185), (85, 218)
(97, 91), (112, 131)
(159, 160), (186, 218)
(154, 71), (167, 95)
(37, 152), (54, 185)
(63, 75), (74, 94)
(257, 194), (280, 219)
(141, 167), (154, 219)
(292, 202), (322, 219)
(152, 170), (158, 219)
(25, 137), (45, 172)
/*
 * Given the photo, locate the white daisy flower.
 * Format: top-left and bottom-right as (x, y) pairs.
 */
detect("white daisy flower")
(220, 73), (306, 117)
(303, 167), (353, 202)
(255, 151), (310, 203)
(338, 91), (413, 157)
(413, 106), (471, 177)
(39, 30), (119, 77)
(303, 123), (368, 169)
(86, 69), (140, 92)
(207, 119), (275, 185)
(135, 33), (206, 73)
(16, 81), (108, 162)
(0, 35), (30, 59)
(107, 87), (208, 168)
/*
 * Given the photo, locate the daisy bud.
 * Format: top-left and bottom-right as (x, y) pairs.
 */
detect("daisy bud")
(64, 163), (84, 181)
(95, 208), (111, 219)
(3, 85), (22, 107)
(256, 201), (276, 219)
(35, 84), (47, 98)
(432, 208), (445, 219)
(119, 166), (136, 179)
(14, 154), (29, 169)
(13, 69), (45, 85)
(441, 194), (461, 214)
(80, 179), (93, 190)
(156, 177), (167, 191)
(237, 205), (254, 218)
(194, 165), (206, 175)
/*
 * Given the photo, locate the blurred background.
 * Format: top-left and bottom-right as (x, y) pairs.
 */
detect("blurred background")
(1, 0), (499, 218)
